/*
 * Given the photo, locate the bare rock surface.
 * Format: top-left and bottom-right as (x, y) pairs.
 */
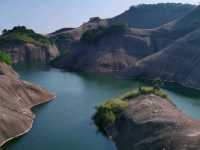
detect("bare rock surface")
(1, 43), (59, 64)
(109, 94), (200, 150)
(51, 29), (154, 73)
(121, 27), (200, 89)
(0, 62), (55, 146)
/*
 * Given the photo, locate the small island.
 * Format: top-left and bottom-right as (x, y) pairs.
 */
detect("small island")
(93, 87), (200, 150)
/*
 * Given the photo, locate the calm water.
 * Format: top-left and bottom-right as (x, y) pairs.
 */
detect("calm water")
(5, 66), (200, 150)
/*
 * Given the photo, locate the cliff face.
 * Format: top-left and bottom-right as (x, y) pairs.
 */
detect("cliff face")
(106, 94), (200, 150)
(50, 22), (192, 73)
(1, 43), (59, 64)
(0, 26), (59, 64)
(51, 28), (155, 73)
(49, 17), (109, 55)
(0, 62), (55, 146)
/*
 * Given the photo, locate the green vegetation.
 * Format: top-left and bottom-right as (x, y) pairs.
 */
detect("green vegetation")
(93, 99), (128, 136)
(93, 86), (168, 136)
(0, 26), (51, 47)
(0, 51), (12, 65)
(119, 86), (168, 101)
(81, 23), (128, 44)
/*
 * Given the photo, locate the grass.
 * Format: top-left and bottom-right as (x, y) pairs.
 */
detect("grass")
(0, 51), (12, 65)
(121, 86), (168, 100)
(93, 86), (168, 136)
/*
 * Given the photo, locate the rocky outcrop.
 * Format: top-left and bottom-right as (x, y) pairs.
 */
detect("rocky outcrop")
(0, 61), (19, 78)
(100, 94), (200, 150)
(0, 61), (55, 146)
(49, 17), (108, 54)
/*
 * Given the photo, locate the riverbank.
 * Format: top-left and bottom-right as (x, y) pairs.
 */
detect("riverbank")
(0, 62), (55, 147)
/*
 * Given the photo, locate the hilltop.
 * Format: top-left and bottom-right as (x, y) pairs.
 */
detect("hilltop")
(109, 3), (195, 29)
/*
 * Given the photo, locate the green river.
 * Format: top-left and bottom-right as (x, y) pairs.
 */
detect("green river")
(5, 66), (200, 150)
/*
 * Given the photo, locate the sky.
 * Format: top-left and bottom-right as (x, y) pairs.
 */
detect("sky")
(0, 0), (199, 34)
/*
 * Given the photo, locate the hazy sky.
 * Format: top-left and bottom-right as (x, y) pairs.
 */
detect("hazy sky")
(0, 0), (199, 34)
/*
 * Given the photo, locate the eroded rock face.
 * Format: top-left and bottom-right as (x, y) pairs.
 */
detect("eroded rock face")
(121, 27), (200, 89)
(1, 43), (59, 64)
(51, 28), (155, 73)
(0, 62), (55, 146)
(108, 94), (200, 150)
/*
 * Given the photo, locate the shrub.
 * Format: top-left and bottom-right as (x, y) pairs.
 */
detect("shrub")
(120, 86), (168, 100)
(0, 51), (12, 65)
(93, 99), (128, 136)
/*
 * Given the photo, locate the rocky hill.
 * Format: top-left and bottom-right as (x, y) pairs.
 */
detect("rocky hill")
(50, 4), (200, 91)
(0, 26), (59, 64)
(51, 24), (156, 73)
(50, 3), (195, 55)
(108, 3), (195, 29)
(0, 61), (55, 146)
(93, 88), (200, 150)
(49, 17), (109, 55)
(121, 6), (200, 90)
(50, 4), (199, 74)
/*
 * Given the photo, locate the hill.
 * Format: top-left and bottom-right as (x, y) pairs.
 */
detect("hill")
(51, 24), (157, 73)
(120, 6), (200, 89)
(109, 3), (195, 29)
(0, 26), (59, 64)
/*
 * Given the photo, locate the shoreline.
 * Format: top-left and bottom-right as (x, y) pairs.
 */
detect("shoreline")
(0, 94), (56, 147)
